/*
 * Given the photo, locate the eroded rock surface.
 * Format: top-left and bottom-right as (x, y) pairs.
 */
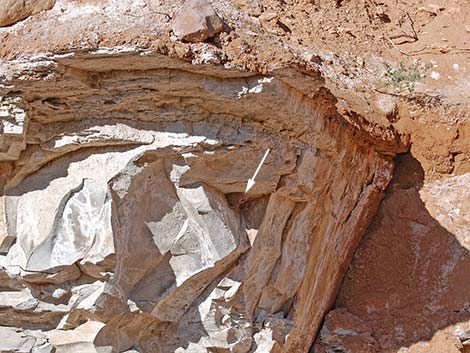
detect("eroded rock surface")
(313, 308), (379, 353)
(8, 0), (469, 351)
(0, 0), (55, 27)
(0, 49), (400, 353)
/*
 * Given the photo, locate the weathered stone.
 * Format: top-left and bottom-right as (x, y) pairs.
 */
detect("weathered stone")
(48, 321), (109, 353)
(0, 195), (14, 253)
(0, 0), (55, 27)
(0, 326), (36, 352)
(171, 0), (224, 43)
(0, 287), (69, 330)
(60, 281), (128, 329)
(0, 50), (396, 353)
(235, 0), (263, 17)
(0, 0), (468, 351)
(312, 308), (379, 353)
(237, 192), (296, 318)
(0, 97), (27, 161)
(0, 266), (22, 289)
(22, 264), (82, 285)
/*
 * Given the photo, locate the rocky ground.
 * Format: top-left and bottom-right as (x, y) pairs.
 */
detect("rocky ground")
(0, 0), (469, 352)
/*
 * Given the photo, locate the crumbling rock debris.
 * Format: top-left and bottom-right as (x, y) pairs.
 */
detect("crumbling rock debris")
(171, 0), (224, 43)
(0, 0), (55, 27)
(235, 0), (263, 17)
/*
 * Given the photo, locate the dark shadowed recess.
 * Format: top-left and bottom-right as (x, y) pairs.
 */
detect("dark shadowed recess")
(335, 153), (470, 351)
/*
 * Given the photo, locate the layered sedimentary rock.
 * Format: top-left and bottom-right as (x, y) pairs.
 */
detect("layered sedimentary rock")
(0, 48), (405, 352)
(1, 0), (470, 351)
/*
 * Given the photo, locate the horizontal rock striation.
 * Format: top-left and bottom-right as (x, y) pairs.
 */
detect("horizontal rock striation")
(0, 49), (404, 352)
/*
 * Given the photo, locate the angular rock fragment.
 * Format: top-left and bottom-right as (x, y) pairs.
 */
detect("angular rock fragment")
(0, 288), (69, 330)
(48, 321), (109, 353)
(60, 281), (128, 329)
(172, 0), (224, 43)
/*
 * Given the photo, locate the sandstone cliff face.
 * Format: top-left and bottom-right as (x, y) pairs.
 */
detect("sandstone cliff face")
(0, 0), (468, 353)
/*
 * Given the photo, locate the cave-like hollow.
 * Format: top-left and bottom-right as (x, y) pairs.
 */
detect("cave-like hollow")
(0, 50), (403, 353)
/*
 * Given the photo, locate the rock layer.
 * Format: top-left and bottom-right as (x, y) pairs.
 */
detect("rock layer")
(0, 49), (400, 352)
(1, 0), (470, 352)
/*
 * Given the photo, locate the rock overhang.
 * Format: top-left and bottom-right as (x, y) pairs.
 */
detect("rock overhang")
(0, 48), (405, 353)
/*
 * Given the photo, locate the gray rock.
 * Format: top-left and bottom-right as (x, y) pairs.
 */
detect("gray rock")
(0, 327), (36, 353)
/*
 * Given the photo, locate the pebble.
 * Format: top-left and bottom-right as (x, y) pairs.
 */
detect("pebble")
(430, 71), (441, 80)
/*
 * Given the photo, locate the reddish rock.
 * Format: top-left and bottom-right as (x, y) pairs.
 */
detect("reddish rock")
(313, 308), (379, 353)
(171, 0), (223, 43)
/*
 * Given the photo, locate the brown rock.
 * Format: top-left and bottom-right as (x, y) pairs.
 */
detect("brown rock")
(336, 154), (470, 352)
(235, 0), (263, 17)
(0, 0), (469, 352)
(0, 51), (395, 353)
(0, 0), (55, 27)
(313, 308), (379, 353)
(171, 0), (223, 43)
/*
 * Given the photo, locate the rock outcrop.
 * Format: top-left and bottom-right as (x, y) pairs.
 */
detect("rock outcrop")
(335, 154), (470, 353)
(1, 0), (468, 353)
(0, 49), (402, 352)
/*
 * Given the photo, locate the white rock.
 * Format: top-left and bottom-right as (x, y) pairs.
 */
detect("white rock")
(430, 71), (441, 80)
